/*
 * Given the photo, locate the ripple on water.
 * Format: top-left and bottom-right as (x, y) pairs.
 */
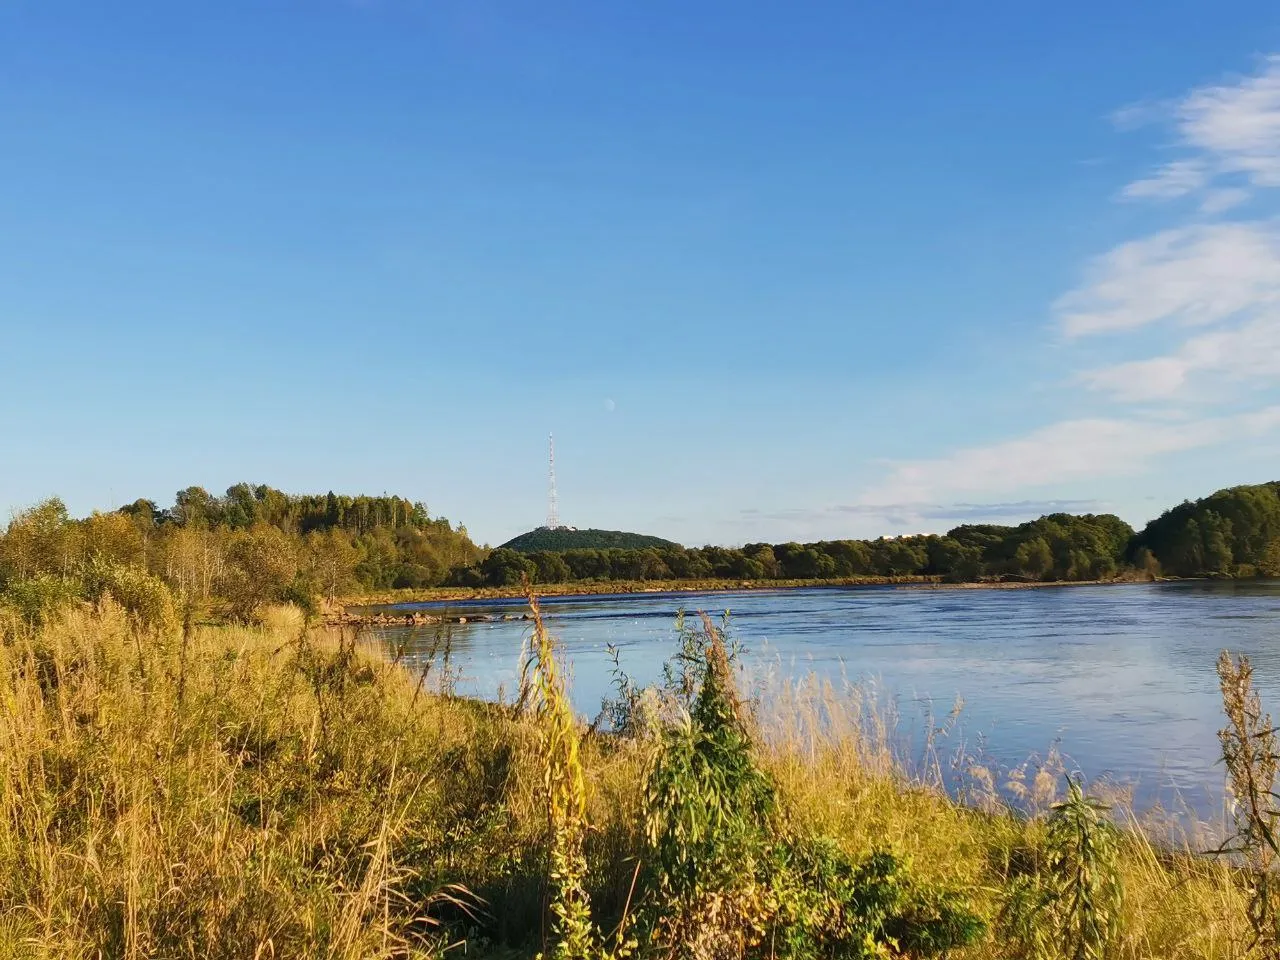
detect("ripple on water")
(371, 581), (1280, 819)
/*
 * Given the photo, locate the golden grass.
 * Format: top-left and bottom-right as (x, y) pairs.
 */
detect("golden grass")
(0, 601), (553, 958)
(0, 601), (1255, 958)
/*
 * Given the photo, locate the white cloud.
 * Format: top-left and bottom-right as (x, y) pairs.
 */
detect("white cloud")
(1059, 218), (1280, 401)
(1122, 56), (1280, 204)
(1120, 159), (1207, 200)
(1055, 222), (1280, 337)
(1084, 311), (1280, 401)
(1200, 187), (1250, 213)
(1111, 99), (1169, 131)
(1082, 357), (1190, 401)
(859, 410), (1280, 507)
(1179, 55), (1280, 187)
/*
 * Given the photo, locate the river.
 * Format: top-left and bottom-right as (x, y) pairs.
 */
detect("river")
(364, 580), (1280, 820)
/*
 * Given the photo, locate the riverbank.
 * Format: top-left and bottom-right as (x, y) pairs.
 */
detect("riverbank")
(0, 601), (1247, 957)
(331, 576), (936, 624)
(339, 573), (1161, 606)
(340, 574), (937, 607)
(333, 574), (1152, 624)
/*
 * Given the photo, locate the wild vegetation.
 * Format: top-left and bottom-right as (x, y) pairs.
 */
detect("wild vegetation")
(1, 570), (1270, 958)
(0, 481), (1272, 956)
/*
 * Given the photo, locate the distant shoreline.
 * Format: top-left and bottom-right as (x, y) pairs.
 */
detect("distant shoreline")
(339, 574), (1160, 611)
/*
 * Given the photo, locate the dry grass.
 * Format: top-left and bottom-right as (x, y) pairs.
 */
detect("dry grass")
(0, 601), (1257, 958)
(0, 600), (556, 958)
(750, 670), (1251, 958)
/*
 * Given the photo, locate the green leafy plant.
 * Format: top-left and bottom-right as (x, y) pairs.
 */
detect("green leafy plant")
(636, 612), (984, 959)
(1000, 777), (1123, 960)
(0, 573), (80, 627)
(639, 615), (778, 956)
(82, 557), (178, 633)
(1045, 778), (1123, 959)
(770, 838), (985, 959)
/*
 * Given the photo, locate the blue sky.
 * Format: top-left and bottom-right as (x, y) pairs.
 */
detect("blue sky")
(3, 1), (1280, 546)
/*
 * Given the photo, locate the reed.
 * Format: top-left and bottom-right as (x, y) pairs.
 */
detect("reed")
(522, 587), (618, 960)
(1215, 650), (1280, 954)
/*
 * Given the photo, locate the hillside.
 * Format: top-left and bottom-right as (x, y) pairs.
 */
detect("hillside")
(1129, 480), (1280, 577)
(499, 526), (682, 553)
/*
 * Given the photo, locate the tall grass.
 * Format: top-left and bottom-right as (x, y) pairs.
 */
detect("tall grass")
(0, 596), (1261, 958)
(522, 589), (634, 960)
(0, 600), (544, 958)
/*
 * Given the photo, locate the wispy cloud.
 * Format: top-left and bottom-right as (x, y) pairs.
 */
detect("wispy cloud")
(1053, 218), (1280, 402)
(1120, 159), (1207, 200)
(1119, 55), (1280, 207)
(1082, 310), (1280, 401)
(1111, 100), (1169, 130)
(733, 499), (1109, 538)
(1201, 187), (1251, 214)
(924, 500), (1105, 520)
(1054, 222), (1280, 338)
(858, 409), (1280, 507)
(836, 499), (1106, 523)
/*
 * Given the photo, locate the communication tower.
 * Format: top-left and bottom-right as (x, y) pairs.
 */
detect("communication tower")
(546, 433), (561, 530)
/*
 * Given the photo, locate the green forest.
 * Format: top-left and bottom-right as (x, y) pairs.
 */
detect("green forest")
(1127, 481), (1280, 577)
(0, 481), (1277, 622)
(474, 511), (1135, 587)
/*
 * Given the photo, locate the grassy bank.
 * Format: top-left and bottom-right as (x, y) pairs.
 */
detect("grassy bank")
(0, 599), (1256, 958)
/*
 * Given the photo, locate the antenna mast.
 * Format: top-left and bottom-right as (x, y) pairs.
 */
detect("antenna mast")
(546, 433), (560, 530)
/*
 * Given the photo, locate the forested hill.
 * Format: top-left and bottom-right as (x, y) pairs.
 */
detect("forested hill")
(500, 527), (681, 553)
(1129, 481), (1280, 577)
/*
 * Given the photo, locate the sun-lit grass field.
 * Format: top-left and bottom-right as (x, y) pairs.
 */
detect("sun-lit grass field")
(0, 598), (1259, 959)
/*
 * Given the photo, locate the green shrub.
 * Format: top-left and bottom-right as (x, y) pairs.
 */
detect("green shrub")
(999, 778), (1123, 960)
(635, 613), (984, 958)
(772, 840), (986, 959)
(0, 573), (80, 627)
(83, 558), (178, 633)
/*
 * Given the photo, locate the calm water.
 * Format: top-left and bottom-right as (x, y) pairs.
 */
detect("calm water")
(366, 581), (1280, 816)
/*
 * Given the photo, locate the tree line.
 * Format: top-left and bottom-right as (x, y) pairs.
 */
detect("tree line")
(0, 484), (483, 622)
(2, 480), (1277, 623)
(465, 512), (1137, 586)
(470, 483), (1280, 588)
